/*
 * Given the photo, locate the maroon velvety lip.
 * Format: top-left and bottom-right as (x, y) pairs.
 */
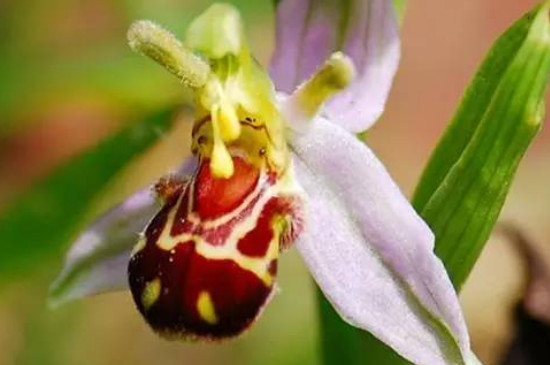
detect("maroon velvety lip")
(128, 183), (275, 339)
(128, 156), (303, 340)
(128, 239), (274, 339)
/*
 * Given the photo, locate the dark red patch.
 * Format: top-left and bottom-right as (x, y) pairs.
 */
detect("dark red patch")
(237, 196), (303, 256)
(277, 197), (304, 252)
(268, 260), (277, 276)
(170, 190), (194, 236)
(129, 158), (305, 340)
(236, 198), (280, 257)
(143, 190), (181, 246)
(169, 180), (265, 244)
(194, 156), (259, 219)
(128, 240), (274, 339)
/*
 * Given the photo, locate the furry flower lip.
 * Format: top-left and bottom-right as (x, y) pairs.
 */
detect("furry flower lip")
(125, 6), (315, 339)
(52, 2), (481, 364)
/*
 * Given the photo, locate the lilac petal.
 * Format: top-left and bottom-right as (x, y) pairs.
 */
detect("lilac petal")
(49, 157), (198, 307)
(290, 118), (474, 365)
(48, 187), (158, 307)
(270, 0), (340, 93)
(270, 0), (400, 133)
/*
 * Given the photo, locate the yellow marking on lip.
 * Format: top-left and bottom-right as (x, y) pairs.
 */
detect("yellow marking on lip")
(155, 184), (278, 285)
(197, 291), (218, 324)
(152, 164), (304, 285)
(142, 277), (162, 311)
(155, 170), (275, 252)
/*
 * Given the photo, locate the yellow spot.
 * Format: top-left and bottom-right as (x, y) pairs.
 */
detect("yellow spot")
(218, 100), (241, 141)
(141, 278), (162, 311)
(197, 291), (218, 325)
(200, 78), (241, 143)
(210, 105), (235, 178)
(210, 141), (234, 178)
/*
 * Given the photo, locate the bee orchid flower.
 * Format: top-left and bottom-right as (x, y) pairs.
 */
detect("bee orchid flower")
(51, 2), (481, 365)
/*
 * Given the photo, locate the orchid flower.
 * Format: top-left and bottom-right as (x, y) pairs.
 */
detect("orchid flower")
(50, 2), (481, 365)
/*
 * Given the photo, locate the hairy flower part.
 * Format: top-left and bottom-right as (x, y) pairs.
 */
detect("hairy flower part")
(129, 154), (303, 339)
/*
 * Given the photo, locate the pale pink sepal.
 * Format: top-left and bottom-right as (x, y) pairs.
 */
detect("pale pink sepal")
(48, 157), (198, 306)
(270, 0), (400, 132)
(48, 188), (157, 307)
(290, 118), (472, 365)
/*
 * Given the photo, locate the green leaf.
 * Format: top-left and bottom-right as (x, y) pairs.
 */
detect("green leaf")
(413, 1), (550, 289)
(315, 1), (550, 364)
(0, 106), (179, 280)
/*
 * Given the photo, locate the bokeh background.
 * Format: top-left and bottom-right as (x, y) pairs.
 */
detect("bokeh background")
(0, 0), (548, 364)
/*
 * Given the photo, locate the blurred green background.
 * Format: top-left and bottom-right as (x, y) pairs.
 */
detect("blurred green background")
(1, 0), (549, 364)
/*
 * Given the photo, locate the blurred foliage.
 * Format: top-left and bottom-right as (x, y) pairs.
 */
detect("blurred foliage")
(316, 1), (550, 365)
(0, 106), (179, 279)
(498, 225), (550, 365)
(0, 0), (272, 136)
